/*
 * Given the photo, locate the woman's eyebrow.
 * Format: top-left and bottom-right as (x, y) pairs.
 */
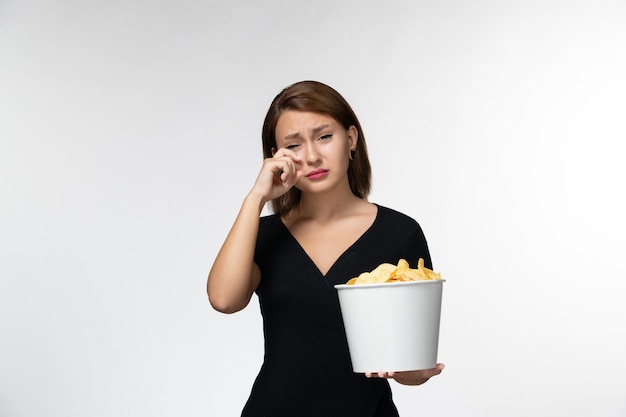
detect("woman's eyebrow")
(312, 124), (330, 134)
(283, 124), (331, 141)
(284, 132), (301, 141)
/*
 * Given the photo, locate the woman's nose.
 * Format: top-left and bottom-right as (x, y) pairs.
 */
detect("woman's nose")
(304, 145), (321, 164)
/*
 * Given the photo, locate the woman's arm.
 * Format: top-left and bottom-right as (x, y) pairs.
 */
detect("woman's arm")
(207, 148), (302, 314)
(207, 193), (265, 314)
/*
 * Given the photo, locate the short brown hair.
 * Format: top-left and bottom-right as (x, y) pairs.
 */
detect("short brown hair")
(261, 80), (372, 216)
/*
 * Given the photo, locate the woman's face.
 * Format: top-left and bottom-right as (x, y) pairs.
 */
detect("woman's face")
(274, 110), (357, 194)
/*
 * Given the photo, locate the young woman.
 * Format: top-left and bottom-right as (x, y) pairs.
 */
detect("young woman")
(207, 80), (444, 416)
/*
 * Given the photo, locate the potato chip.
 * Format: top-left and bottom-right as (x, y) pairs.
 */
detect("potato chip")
(346, 258), (441, 285)
(370, 263), (397, 282)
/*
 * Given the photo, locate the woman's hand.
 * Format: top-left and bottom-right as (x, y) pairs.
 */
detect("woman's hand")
(365, 363), (445, 386)
(250, 148), (302, 203)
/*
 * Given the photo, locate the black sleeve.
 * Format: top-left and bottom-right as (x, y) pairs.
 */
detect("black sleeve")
(406, 220), (433, 270)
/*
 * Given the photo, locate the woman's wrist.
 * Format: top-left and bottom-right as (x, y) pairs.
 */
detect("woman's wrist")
(244, 191), (268, 214)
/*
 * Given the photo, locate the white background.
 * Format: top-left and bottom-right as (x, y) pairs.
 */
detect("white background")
(1, 1), (625, 416)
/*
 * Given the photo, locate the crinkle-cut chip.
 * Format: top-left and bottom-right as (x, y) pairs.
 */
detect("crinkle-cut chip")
(357, 272), (377, 284)
(397, 259), (410, 269)
(370, 263), (397, 283)
(347, 271), (377, 285)
(416, 258), (442, 280)
(396, 268), (421, 282)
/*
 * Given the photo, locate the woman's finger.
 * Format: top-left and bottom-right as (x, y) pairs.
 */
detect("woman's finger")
(279, 159), (301, 186)
(273, 148), (302, 161)
(278, 160), (292, 180)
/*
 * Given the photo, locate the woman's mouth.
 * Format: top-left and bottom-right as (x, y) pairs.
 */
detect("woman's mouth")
(306, 169), (329, 179)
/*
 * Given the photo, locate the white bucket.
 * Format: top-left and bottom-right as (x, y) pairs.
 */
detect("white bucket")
(335, 279), (445, 373)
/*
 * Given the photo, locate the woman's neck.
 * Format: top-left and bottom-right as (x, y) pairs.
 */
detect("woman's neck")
(287, 188), (369, 224)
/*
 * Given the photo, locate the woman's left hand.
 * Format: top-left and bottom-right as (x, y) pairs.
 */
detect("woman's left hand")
(365, 363), (445, 386)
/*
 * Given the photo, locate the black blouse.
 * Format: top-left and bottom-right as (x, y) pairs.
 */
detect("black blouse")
(242, 205), (432, 417)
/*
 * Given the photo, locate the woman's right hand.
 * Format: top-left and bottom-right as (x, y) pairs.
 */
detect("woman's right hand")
(251, 148), (302, 203)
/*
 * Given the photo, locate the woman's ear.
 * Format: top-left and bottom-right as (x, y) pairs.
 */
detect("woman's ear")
(271, 147), (277, 156)
(347, 126), (358, 150)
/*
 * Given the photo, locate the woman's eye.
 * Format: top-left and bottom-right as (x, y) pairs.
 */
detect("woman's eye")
(319, 134), (332, 141)
(286, 144), (300, 150)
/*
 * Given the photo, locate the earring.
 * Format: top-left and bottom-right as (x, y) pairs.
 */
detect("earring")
(350, 149), (357, 160)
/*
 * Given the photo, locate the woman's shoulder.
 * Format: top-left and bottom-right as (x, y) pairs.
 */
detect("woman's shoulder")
(260, 212), (280, 222)
(255, 214), (286, 255)
(259, 213), (282, 231)
(374, 204), (420, 227)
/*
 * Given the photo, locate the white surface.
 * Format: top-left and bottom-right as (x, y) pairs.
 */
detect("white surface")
(1, 1), (626, 416)
(336, 280), (444, 372)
